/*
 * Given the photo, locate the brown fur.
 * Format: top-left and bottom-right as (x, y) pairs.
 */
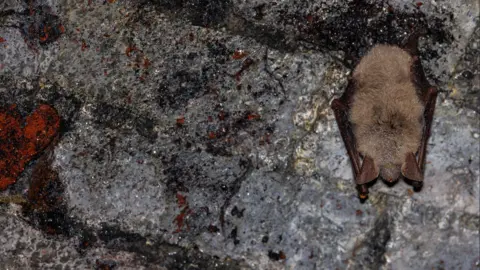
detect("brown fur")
(350, 45), (424, 181)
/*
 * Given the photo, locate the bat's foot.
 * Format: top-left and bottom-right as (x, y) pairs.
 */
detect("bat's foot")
(356, 184), (369, 200)
(404, 178), (423, 191)
(411, 180), (423, 192)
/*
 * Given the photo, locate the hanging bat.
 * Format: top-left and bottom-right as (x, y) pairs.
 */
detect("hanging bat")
(331, 33), (437, 199)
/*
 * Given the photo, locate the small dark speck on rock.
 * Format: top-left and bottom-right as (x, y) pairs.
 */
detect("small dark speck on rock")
(230, 227), (240, 245)
(462, 70), (474, 79)
(135, 115), (158, 140)
(231, 206), (245, 218)
(253, 4), (266, 20)
(262, 235), (269, 243)
(208, 225), (219, 233)
(95, 259), (117, 270)
(268, 250), (286, 261)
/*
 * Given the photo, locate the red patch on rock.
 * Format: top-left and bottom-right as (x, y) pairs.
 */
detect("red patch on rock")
(0, 104), (60, 190)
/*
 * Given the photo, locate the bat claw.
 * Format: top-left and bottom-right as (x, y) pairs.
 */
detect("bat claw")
(411, 180), (423, 192)
(359, 193), (368, 200)
(411, 181), (422, 187)
(356, 184), (369, 199)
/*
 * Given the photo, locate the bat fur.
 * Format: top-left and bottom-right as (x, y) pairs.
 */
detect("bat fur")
(349, 45), (424, 181)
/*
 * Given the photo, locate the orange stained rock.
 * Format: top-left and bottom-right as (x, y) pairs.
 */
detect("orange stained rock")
(0, 104), (60, 190)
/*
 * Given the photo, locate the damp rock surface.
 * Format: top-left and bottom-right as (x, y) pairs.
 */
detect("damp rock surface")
(0, 0), (479, 269)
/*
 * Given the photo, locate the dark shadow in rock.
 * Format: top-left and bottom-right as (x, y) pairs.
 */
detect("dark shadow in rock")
(186, 0), (232, 27)
(351, 211), (392, 269)
(92, 102), (160, 141)
(156, 70), (205, 110)
(219, 158), (253, 233)
(17, 154), (246, 268)
(229, 226), (240, 245)
(268, 250), (286, 261)
(149, 0), (232, 27)
(95, 259), (117, 270)
(294, 0), (453, 67)
(98, 224), (245, 269)
(207, 40), (230, 64)
(135, 115), (158, 141)
(38, 83), (83, 135)
(21, 154), (82, 238)
(93, 102), (132, 129)
(225, 14), (297, 53)
(162, 152), (253, 236)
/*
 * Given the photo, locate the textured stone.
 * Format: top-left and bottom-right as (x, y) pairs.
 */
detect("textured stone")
(0, 0), (478, 269)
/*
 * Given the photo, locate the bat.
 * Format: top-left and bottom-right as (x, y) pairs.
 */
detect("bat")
(331, 33), (437, 199)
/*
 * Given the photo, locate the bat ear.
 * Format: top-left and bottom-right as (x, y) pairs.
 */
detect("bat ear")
(357, 156), (380, 185)
(401, 152), (423, 182)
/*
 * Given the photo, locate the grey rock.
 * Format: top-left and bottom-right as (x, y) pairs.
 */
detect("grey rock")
(0, 0), (478, 269)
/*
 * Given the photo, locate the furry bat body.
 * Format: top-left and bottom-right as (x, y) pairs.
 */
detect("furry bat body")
(331, 35), (437, 199)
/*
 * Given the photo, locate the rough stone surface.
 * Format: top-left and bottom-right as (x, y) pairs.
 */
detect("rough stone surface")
(0, 0), (478, 269)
